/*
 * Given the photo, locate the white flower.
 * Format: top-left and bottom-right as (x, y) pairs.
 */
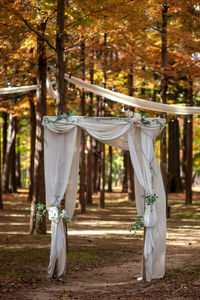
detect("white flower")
(60, 209), (68, 219)
(132, 113), (142, 123)
(125, 109), (134, 119)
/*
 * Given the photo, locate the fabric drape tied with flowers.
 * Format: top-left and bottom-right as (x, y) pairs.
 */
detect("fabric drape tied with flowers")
(43, 114), (166, 281)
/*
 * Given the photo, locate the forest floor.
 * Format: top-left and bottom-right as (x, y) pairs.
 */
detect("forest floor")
(0, 189), (200, 300)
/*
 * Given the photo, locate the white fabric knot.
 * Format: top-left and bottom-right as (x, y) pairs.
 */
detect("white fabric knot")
(125, 109), (134, 119)
(131, 113), (142, 127)
(48, 207), (70, 223)
(48, 206), (60, 223)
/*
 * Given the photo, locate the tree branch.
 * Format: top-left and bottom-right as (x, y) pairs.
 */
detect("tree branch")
(8, 7), (56, 51)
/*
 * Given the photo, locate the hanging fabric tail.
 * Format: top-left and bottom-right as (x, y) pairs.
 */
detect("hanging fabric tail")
(47, 207), (66, 278)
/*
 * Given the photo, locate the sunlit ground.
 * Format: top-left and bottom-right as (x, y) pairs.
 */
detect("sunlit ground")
(0, 188), (200, 299)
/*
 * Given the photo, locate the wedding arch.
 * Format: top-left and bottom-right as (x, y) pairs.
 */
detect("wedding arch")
(43, 114), (166, 282)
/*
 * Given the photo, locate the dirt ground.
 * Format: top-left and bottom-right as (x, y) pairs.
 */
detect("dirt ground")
(0, 189), (200, 300)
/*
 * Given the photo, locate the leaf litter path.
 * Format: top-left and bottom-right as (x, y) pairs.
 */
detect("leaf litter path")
(0, 190), (200, 299)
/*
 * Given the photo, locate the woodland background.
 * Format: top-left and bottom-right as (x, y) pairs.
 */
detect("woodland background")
(0, 0), (200, 234)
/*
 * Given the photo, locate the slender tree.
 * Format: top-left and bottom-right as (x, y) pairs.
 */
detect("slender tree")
(86, 50), (94, 204)
(122, 151), (128, 193)
(2, 112), (7, 165)
(160, 0), (169, 216)
(0, 124), (3, 209)
(2, 109), (17, 193)
(185, 78), (193, 204)
(10, 116), (17, 192)
(79, 40), (86, 213)
(56, 0), (66, 115)
(28, 92), (36, 202)
(30, 22), (47, 234)
(168, 118), (182, 192)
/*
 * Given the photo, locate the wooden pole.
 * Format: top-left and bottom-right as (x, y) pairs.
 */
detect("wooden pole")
(143, 227), (146, 281)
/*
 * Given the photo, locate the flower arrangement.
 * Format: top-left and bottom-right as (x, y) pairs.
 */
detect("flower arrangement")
(141, 192), (158, 212)
(129, 216), (144, 238)
(125, 110), (151, 126)
(31, 204), (70, 225)
(129, 192), (158, 237)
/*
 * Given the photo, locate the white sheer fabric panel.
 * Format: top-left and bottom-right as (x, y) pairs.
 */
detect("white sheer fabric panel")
(43, 116), (166, 280)
(128, 128), (166, 281)
(44, 126), (81, 277)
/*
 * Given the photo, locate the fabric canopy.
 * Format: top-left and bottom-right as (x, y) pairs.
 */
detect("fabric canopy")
(43, 115), (166, 282)
(1, 69), (200, 114)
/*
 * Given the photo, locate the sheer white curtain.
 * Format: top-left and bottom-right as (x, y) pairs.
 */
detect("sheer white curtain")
(44, 124), (81, 277)
(43, 116), (166, 281)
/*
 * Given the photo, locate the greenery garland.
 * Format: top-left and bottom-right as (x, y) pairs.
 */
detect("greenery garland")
(31, 204), (70, 225)
(129, 192), (158, 237)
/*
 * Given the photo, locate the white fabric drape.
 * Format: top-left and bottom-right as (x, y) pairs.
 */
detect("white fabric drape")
(50, 67), (200, 115)
(0, 85), (36, 95)
(44, 124), (81, 277)
(43, 116), (166, 281)
(1, 72), (200, 114)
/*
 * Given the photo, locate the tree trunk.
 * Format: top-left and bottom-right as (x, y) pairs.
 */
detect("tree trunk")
(10, 116), (17, 193)
(168, 119), (182, 192)
(160, 0), (169, 216)
(3, 112), (7, 165)
(127, 66), (135, 200)
(99, 33), (107, 208)
(0, 125), (3, 209)
(127, 152), (135, 201)
(107, 146), (113, 192)
(93, 140), (99, 193)
(30, 23), (47, 235)
(185, 79), (193, 204)
(2, 112), (17, 193)
(182, 118), (187, 186)
(16, 136), (21, 188)
(86, 51), (94, 204)
(99, 142), (105, 208)
(152, 72), (158, 102)
(56, 0), (66, 115)
(28, 92), (36, 202)
(79, 41), (86, 213)
(122, 152), (128, 193)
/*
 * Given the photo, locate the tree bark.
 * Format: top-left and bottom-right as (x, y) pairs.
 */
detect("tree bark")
(0, 124), (3, 209)
(185, 79), (193, 204)
(10, 116), (17, 193)
(2, 112), (17, 193)
(3, 112), (7, 165)
(127, 66), (135, 200)
(79, 41), (86, 213)
(86, 51), (94, 204)
(160, 0), (169, 216)
(127, 152), (135, 201)
(122, 152), (128, 193)
(30, 23), (47, 235)
(182, 118), (187, 186)
(56, 0), (66, 115)
(107, 146), (113, 192)
(28, 92), (36, 202)
(16, 136), (21, 188)
(168, 119), (182, 192)
(99, 34), (107, 208)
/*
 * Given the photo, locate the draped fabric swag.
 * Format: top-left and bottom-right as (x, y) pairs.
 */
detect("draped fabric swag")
(43, 116), (166, 282)
(1, 72), (200, 114)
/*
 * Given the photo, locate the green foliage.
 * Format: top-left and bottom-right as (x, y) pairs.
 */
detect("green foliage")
(129, 216), (144, 238)
(32, 204), (70, 225)
(141, 192), (158, 210)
